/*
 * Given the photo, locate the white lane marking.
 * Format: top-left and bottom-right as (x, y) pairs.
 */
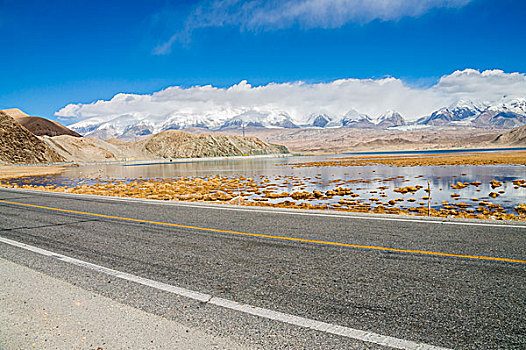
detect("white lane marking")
(0, 236), (450, 350)
(2, 187), (526, 229)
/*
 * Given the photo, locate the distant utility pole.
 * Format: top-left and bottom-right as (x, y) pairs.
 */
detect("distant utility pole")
(427, 180), (431, 216)
(242, 123), (246, 137)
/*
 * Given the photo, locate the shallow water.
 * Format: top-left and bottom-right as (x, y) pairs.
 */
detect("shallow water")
(5, 151), (526, 214)
(341, 147), (526, 156)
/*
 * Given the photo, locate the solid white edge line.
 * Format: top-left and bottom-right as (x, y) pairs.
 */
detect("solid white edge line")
(0, 236), (451, 350)
(1, 187), (526, 229)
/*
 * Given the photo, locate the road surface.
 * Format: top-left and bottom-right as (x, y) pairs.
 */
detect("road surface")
(0, 187), (525, 349)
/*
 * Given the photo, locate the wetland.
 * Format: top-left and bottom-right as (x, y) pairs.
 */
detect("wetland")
(1, 149), (525, 221)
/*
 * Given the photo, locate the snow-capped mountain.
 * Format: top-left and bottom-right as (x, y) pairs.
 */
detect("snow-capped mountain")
(72, 113), (150, 139)
(376, 110), (406, 129)
(69, 109), (299, 139)
(303, 113), (354, 128)
(417, 100), (488, 126)
(304, 113), (332, 128)
(160, 113), (218, 130)
(122, 120), (155, 138)
(497, 98), (526, 114)
(341, 110), (375, 128)
(220, 110), (298, 129)
(66, 108), (408, 138)
(417, 98), (526, 128)
(66, 97), (526, 139)
(472, 98), (526, 128)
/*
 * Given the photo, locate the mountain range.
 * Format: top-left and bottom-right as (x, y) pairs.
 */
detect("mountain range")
(416, 99), (526, 128)
(67, 98), (526, 139)
(0, 109), (288, 164)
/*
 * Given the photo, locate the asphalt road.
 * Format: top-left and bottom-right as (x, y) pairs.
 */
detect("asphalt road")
(0, 187), (525, 349)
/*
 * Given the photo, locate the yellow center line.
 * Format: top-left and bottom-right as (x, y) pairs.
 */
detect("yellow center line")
(1, 199), (525, 264)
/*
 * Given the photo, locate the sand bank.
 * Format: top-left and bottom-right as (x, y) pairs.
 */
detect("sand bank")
(0, 165), (66, 179)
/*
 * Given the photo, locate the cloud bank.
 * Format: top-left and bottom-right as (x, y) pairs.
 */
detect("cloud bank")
(56, 69), (526, 125)
(155, 0), (471, 54)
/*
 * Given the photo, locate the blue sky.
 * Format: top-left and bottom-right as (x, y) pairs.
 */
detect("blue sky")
(1, 0), (525, 121)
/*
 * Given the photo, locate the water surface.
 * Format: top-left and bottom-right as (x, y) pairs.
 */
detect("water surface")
(5, 150), (525, 214)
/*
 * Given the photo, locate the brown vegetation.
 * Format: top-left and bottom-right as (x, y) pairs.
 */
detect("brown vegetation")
(1, 175), (524, 221)
(284, 151), (526, 168)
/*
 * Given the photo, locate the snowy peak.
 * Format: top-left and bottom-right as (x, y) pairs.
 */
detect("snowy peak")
(488, 97), (526, 114)
(220, 110), (298, 129)
(122, 120), (155, 138)
(67, 98), (526, 139)
(420, 101), (484, 126)
(341, 110), (375, 128)
(418, 98), (526, 128)
(446, 99), (488, 112)
(304, 110), (405, 129)
(376, 110), (406, 128)
(474, 98), (526, 128)
(220, 111), (267, 129)
(305, 113), (333, 128)
(342, 109), (371, 122)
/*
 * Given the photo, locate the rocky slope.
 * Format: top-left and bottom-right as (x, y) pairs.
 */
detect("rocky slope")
(0, 111), (64, 164)
(139, 130), (288, 159)
(38, 130), (289, 162)
(1, 108), (81, 137)
(41, 135), (126, 162)
(493, 125), (526, 145)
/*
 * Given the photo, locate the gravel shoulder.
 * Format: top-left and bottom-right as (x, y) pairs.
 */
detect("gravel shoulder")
(0, 258), (251, 350)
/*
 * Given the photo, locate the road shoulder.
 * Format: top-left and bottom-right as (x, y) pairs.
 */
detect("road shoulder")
(0, 257), (251, 350)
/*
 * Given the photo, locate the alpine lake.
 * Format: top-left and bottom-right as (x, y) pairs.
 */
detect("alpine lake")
(2, 148), (525, 220)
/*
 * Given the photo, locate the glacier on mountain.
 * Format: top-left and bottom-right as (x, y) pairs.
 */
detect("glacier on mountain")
(65, 97), (526, 139)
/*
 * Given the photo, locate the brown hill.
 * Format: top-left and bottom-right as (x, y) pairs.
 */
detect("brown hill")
(227, 127), (505, 153)
(0, 108), (81, 137)
(139, 130), (288, 159)
(493, 125), (526, 145)
(41, 135), (126, 162)
(0, 111), (64, 164)
(37, 130), (288, 163)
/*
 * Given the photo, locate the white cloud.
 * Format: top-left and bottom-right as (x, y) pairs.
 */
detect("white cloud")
(155, 0), (471, 54)
(433, 69), (526, 98)
(56, 69), (526, 126)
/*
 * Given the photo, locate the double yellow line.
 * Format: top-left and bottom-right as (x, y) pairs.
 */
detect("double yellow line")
(1, 199), (524, 264)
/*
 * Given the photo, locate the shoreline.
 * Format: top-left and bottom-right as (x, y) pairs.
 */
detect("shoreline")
(0, 149), (524, 222)
(1, 185), (525, 221)
(0, 165), (67, 179)
(1, 175), (525, 221)
(1, 146), (525, 170)
(0, 153), (295, 178)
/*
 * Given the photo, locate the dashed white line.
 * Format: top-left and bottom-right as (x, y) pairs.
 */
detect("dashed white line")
(0, 235), (451, 350)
